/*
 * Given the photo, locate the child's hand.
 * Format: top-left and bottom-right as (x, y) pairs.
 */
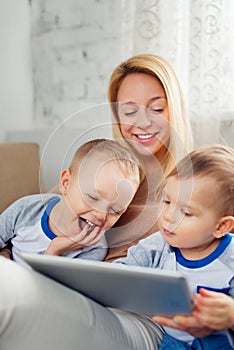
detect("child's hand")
(193, 288), (234, 331)
(45, 225), (105, 256)
(45, 236), (83, 256)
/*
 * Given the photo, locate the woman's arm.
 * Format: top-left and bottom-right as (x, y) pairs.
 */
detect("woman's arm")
(0, 257), (163, 350)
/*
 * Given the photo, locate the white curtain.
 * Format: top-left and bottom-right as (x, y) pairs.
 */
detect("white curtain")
(121, 0), (234, 147)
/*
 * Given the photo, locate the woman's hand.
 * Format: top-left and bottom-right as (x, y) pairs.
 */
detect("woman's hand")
(45, 225), (105, 256)
(0, 246), (12, 259)
(152, 314), (212, 338)
(152, 288), (234, 337)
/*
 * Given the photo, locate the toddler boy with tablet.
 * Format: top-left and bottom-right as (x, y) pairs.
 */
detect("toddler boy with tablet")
(0, 139), (140, 265)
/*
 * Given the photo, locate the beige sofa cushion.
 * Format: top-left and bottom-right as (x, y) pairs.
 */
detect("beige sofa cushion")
(0, 142), (42, 214)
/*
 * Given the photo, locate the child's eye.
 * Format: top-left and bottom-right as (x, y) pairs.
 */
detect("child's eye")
(87, 194), (98, 201)
(109, 207), (121, 215)
(162, 198), (170, 205)
(182, 209), (193, 217)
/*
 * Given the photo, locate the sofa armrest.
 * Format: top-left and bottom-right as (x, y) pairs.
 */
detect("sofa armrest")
(0, 142), (42, 214)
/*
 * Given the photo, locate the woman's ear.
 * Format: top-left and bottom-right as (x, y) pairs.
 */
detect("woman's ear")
(59, 169), (71, 195)
(214, 216), (234, 238)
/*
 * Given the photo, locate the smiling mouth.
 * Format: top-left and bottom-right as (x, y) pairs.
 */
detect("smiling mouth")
(78, 217), (96, 234)
(134, 132), (159, 140)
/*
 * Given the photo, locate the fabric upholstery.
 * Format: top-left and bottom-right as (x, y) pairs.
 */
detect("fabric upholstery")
(0, 142), (42, 214)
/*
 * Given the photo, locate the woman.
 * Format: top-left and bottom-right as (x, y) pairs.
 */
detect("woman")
(0, 54), (197, 350)
(105, 53), (193, 260)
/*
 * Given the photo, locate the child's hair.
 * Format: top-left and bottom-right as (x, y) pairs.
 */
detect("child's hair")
(168, 144), (234, 216)
(69, 138), (140, 183)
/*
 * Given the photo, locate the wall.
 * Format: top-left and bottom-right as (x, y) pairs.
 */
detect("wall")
(0, 0), (33, 142)
(0, 0), (127, 188)
(0, 0), (126, 141)
(31, 0), (124, 129)
(1, 1), (233, 148)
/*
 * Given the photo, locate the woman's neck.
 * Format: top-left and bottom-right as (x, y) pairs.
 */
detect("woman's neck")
(139, 153), (165, 184)
(138, 147), (167, 175)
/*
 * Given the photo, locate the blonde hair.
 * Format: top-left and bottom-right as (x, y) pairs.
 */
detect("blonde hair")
(168, 144), (234, 216)
(108, 53), (193, 181)
(69, 138), (140, 184)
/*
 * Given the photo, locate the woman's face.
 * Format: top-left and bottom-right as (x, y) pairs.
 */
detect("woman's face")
(117, 73), (170, 159)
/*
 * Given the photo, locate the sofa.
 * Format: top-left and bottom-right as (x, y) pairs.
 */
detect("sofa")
(0, 142), (43, 214)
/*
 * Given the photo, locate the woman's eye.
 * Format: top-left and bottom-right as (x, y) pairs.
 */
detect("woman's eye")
(149, 108), (163, 113)
(124, 110), (137, 116)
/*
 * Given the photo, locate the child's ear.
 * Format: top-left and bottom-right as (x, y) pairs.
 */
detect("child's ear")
(59, 169), (71, 195)
(213, 216), (234, 238)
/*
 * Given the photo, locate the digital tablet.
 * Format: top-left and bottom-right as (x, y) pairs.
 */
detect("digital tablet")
(21, 253), (193, 316)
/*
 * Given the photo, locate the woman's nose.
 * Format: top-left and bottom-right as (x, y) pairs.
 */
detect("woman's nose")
(134, 107), (152, 129)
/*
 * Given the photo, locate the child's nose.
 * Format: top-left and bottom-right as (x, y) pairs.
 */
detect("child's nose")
(163, 206), (176, 223)
(93, 210), (107, 226)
